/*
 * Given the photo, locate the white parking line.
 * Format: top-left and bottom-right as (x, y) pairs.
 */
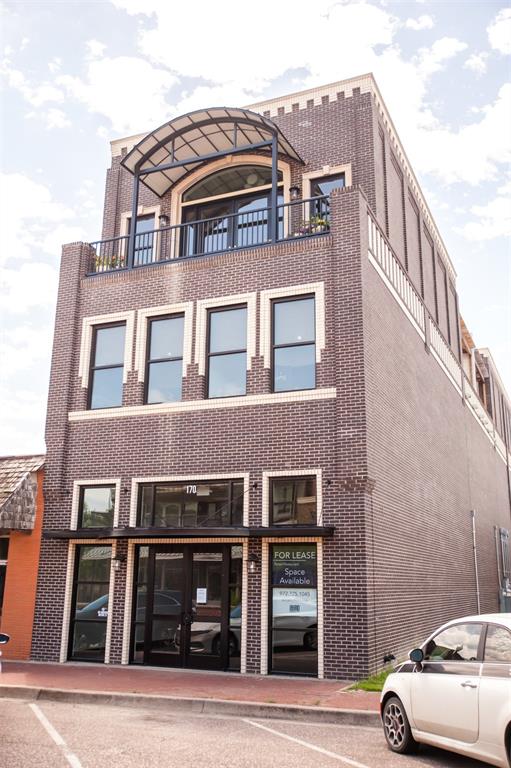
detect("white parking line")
(28, 703), (83, 768)
(243, 719), (373, 768)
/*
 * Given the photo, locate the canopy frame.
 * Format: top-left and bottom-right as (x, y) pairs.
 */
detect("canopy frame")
(121, 107), (303, 266)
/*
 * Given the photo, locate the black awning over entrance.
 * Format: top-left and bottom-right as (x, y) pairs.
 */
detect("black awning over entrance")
(43, 526), (334, 540)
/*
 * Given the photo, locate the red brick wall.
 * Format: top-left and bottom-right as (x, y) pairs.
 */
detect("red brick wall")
(1, 468), (44, 659)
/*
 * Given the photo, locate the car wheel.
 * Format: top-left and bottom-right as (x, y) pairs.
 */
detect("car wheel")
(303, 631), (317, 650)
(212, 633), (238, 656)
(382, 696), (419, 754)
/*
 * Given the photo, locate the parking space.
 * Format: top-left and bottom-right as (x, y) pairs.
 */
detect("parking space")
(0, 698), (492, 768)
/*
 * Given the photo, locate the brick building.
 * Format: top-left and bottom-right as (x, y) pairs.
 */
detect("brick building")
(32, 74), (511, 678)
(0, 455), (45, 659)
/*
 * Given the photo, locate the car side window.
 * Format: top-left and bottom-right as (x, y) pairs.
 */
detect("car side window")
(484, 625), (511, 662)
(424, 623), (483, 661)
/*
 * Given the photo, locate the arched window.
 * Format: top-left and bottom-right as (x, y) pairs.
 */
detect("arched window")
(180, 164), (284, 257)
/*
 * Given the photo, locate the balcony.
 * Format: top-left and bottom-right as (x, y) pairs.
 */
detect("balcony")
(88, 195), (331, 274)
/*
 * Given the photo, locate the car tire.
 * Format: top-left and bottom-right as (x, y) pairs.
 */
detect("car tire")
(382, 696), (419, 754)
(212, 633), (238, 657)
(303, 631), (317, 651)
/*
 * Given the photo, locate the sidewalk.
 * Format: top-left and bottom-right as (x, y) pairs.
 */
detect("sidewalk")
(0, 661), (380, 725)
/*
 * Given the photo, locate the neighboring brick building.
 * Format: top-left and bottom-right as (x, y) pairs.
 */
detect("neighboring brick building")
(0, 455), (45, 659)
(32, 74), (511, 678)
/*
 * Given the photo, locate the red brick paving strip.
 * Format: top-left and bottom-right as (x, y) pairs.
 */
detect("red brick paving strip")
(0, 662), (379, 711)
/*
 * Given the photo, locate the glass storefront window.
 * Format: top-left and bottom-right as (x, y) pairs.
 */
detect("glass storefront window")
(79, 486), (115, 528)
(270, 544), (318, 676)
(69, 545), (111, 662)
(271, 477), (317, 525)
(137, 480), (244, 528)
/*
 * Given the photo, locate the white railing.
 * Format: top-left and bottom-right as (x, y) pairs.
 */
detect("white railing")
(428, 317), (463, 392)
(367, 213), (425, 333)
(367, 210), (510, 464)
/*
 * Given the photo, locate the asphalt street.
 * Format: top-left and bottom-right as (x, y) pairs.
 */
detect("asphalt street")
(0, 698), (491, 768)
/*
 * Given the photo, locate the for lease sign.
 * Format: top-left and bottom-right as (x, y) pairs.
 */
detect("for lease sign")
(272, 544), (317, 587)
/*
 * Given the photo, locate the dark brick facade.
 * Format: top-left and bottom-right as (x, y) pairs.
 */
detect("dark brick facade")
(32, 78), (511, 678)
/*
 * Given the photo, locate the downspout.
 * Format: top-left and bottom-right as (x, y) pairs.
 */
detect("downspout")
(471, 509), (481, 613)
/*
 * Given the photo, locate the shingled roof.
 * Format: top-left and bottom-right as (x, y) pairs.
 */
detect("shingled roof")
(0, 455), (44, 530)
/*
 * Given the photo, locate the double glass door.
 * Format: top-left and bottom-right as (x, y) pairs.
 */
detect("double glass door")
(133, 544), (241, 671)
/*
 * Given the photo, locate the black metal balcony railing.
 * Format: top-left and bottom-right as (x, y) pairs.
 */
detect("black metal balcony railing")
(88, 196), (330, 274)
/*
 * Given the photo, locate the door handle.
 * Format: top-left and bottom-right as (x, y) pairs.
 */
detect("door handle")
(460, 681), (478, 688)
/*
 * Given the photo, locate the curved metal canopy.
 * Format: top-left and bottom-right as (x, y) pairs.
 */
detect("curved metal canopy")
(121, 107), (303, 198)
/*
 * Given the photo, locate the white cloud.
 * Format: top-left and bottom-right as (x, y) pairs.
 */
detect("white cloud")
(26, 107), (72, 129)
(48, 57), (62, 74)
(405, 15), (434, 31)
(0, 261), (58, 314)
(0, 173), (79, 265)
(0, 324), (53, 378)
(464, 52), (489, 75)
(0, 58), (64, 106)
(412, 84), (511, 184)
(457, 179), (511, 241)
(86, 39), (107, 58)
(415, 37), (468, 78)
(0, 385), (48, 455)
(57, 54), (178, 134)
(487, 8), (511, 55)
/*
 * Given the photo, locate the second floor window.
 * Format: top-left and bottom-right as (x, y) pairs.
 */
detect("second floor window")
(207, 306), (247, 398)
(79, 486), (115, 528)
(271, 477), (317, 525)
(89, 323), (126, 409)
(146, 314), (184, 404)
(272, 297), (315, 392)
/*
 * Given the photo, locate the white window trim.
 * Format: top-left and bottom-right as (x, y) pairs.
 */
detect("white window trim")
(78, 311), (135, 387)
(260, 536), (323, 677)
(135, 303), (194, 382)
(129, 473), (250, 527)
(302, 163), (352, 199)
(119, 205), (161, 238)
(59, 540), (116, 665)
(260, 282), (325, 369)
(70, 479), (121, 530)
(262, 469), (322, 526)
(195, 292), (257, 376)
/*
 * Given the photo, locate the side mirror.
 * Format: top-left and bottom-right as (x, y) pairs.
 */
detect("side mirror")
(409, 647), (424, 670)
(0, 633), (10, 645)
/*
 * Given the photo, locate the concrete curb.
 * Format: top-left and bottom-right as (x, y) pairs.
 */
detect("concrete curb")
(0, 684), (380, 727)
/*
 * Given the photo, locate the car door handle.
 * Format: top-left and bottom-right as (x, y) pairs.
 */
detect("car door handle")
(460, 681), (478, 688)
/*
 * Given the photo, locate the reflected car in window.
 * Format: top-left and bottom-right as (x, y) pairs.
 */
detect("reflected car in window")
(380, 613), (511, 767)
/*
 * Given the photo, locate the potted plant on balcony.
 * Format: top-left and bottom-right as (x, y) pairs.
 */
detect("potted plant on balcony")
(94, 254), (120, 271)
(310, 215), (329, 233)
(293, 216), (330, 236)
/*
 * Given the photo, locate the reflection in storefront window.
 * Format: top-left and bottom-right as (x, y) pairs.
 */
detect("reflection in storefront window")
(70, 545), (111, 661)
(270, 544), (318, 676)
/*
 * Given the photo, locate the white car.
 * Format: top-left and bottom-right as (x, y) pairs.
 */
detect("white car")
(381, 614), (511, 767)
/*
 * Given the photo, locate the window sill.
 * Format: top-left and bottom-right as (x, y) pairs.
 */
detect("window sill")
(69, 388), (337, 422)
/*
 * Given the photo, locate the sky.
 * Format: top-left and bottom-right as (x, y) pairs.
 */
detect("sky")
(0, 0), (510, 455)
